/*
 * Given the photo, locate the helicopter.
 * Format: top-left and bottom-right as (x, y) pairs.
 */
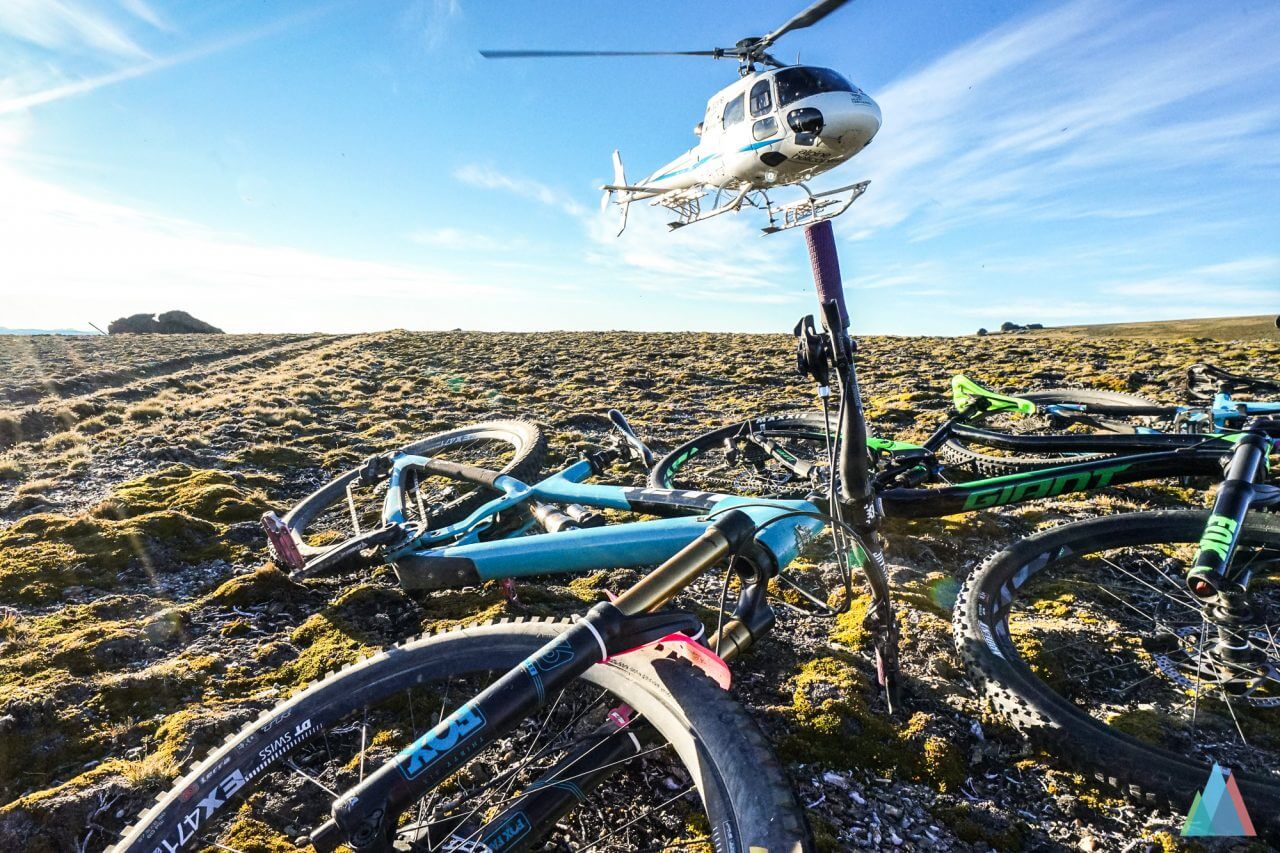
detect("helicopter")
(481, 0), (881, 235)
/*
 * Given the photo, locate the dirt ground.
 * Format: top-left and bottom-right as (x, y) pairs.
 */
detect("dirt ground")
(0, 329), (1276, 852)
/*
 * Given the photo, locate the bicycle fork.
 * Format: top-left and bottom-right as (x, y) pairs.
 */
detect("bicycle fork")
(310, 511), (758, 853)
(1185, 429), (1276, 691)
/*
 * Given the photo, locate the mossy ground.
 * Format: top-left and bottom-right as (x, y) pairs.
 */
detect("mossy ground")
(0, 330), (1276, 850)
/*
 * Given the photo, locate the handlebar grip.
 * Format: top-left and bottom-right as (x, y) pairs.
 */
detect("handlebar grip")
(804, 220), (848, 330)
(419, 457), (504, 489)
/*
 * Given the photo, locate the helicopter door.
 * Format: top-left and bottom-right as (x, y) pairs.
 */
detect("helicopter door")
(748, 78), (779, 143)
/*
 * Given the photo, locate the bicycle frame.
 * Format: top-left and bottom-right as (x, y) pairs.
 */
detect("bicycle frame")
(881, 447), (1230, 517)
(723, 409), (1238, 519)
(376, 454), (825, 591)
(1044, 394), (1280, 430)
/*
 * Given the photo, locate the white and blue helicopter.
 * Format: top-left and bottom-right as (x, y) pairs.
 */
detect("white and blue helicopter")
(482, 0), (881, 234)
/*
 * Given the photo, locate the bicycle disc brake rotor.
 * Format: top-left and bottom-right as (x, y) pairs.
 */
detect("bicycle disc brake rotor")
(1153, 625), (1280, 708)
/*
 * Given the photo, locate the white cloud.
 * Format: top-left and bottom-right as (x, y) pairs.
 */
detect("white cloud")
(408, 227), (524, 252)
(0, 5), (338, 116)
(0, 0), (149, 59)
(1106, 255), (1280, 302)
(455, 163), (588, 217)
(401, 0), (461, 51)
(0, 164), (512, 333)
(452, 161), (800, 303)
(839, 0), (1280, 240)
(118, 0), (169, 32)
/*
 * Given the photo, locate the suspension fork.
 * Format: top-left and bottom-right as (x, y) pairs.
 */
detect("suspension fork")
(1186, 431), (1270, 598)
(1185, 430), (1272, 677)
(309, 511), (758, 852)
(468, 561), (779, 853)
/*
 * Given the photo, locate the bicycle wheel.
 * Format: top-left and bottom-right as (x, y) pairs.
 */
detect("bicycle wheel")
(112, 619), (812, 852)
(955, 509), (1280, 836)
(650, 411), (834, 497)
(274, 419), (546, 570)
(939, 388), (1166, 477)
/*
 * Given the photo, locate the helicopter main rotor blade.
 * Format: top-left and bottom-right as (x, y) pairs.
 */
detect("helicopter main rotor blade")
(479, 49), (720, 59)
(759, 0), (853, 49)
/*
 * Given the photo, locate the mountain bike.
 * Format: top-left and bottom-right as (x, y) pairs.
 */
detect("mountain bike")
(934, 361), (1280, 475)
(646, 253), (1280, 831)
(117, 439), (846, 850)
(649, 373), (1249, 511)
(115, 230), (894, 849)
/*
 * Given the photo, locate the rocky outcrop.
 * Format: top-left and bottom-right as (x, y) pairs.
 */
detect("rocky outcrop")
(108, 311), (223, 334)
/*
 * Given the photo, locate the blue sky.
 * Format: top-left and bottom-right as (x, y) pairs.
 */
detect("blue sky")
(1, 0), (1276, 334)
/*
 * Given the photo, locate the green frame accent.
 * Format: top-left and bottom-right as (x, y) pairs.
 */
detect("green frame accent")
(951, 374), (1035, 415)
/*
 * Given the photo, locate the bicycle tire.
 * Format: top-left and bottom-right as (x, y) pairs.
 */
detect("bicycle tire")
(954, 509), (1280, 838)
(938, 388), (1163, 477)
(112, 619), (812, 852)
(274, 419), (546, 567)
(649, 410), (832, 496)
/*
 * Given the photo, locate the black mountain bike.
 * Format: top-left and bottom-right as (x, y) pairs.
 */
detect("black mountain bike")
(933, 361), (1280, 475)
(651, 273), (1280, 830)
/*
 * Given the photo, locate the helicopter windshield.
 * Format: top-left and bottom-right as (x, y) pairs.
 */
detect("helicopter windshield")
(774, 67), (854, 107)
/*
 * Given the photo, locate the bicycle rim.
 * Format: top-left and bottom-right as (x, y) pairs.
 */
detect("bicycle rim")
(281, 419), (546, 560)
(956, 509), (1280, 834)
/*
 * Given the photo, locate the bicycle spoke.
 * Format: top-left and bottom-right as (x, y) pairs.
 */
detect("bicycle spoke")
(576, 785), (697, 852)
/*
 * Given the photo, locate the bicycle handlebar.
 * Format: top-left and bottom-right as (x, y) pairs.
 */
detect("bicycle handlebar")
(419, 457), (505, 489)
(804, 219), (848, 330)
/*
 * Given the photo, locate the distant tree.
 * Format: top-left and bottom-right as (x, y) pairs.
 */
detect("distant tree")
(976, 327), (989, 336)
(999, 321), (1020, 332)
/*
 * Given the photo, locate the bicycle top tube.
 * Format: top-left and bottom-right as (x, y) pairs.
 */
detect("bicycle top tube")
(381, 452), (822, 551)
(1212, 393), (1280, 419)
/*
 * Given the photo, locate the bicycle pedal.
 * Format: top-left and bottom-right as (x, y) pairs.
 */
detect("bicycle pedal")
(261, 511), (304, 572)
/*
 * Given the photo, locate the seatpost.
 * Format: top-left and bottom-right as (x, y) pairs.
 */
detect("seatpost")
(803, 219), (901, 712)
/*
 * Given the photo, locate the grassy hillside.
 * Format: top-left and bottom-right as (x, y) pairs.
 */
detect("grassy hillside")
(1029, 313), (1279, 341)
(0, 330), (1277, 850)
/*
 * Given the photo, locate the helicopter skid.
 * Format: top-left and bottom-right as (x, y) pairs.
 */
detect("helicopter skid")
(760, 180), (870, 234)
(660, 185), (750, 231)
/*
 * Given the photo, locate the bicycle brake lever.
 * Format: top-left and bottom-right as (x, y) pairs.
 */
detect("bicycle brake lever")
(607, 408), (656, 468)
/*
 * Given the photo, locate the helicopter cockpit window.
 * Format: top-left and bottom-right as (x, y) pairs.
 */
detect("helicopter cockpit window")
(749, 79), (773, 117)
(721, 95), (745, 129)
(774, 67), (854, 107)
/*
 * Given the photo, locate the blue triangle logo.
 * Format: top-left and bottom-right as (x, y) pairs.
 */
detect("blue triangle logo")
(1182, 763), (1256, 837)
